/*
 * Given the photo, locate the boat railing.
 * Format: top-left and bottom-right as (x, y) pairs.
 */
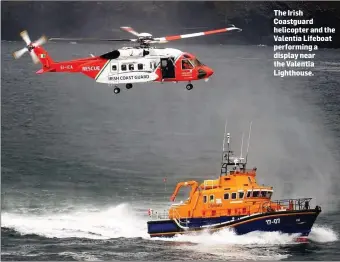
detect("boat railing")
(261, 197), (313, 213)
(148, 207), (186, 224)
(148, 209), (169, 220)
(203, 180), (216, 189)
(148, 198), (317, 221)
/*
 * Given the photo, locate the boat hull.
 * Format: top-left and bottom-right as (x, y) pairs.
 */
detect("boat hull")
(147, 209), (321, 238)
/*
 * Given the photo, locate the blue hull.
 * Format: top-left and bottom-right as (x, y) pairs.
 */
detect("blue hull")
(147, 209), (321, 238)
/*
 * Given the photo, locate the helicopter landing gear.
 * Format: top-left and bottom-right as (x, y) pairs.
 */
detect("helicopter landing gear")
(126, 83), (133, 89)
(113, 86), (120, 94)
(186, 83), (193, 90)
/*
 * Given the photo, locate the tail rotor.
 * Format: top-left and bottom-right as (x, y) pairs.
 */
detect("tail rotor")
(13, 30), (47, 64)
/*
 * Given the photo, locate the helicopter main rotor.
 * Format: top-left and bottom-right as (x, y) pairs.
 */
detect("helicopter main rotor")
(49, 25), (242, 48)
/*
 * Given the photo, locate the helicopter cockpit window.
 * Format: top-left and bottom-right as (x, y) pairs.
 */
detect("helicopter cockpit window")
(138, 63), (143, 70)
(161, 60), (167, 67)
(129, 64), (134, 71)
(112, 65), (117, 71)
(182, 59), (194, 70)
(121, 64), (127, 71)
(190, 58), (203, 66)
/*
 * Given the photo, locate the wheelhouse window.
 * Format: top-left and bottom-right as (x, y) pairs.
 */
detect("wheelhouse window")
(137, 63), (144, 70)
(224, 193), (229, 200)
(209, 195), (214, 203)
(261, 191), (267, 197)
(182, 59), (194, 69)
(121, 64), (127, 71)
(239, 191), (244, 199)
(266, 191), (273, 198)
(129, 64), (134, 70)
(253, 191), (260, 197)
(231, 192), (237, 199)
(247, 191), (252, 198)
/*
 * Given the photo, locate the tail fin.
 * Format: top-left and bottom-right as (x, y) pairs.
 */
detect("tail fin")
(33, 46), (55, 69)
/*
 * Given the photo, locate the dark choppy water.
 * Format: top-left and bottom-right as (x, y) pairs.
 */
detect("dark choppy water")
(2, 41), (340, 260)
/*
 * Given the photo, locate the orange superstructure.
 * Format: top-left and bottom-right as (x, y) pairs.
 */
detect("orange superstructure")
(167, 128), (291, 221)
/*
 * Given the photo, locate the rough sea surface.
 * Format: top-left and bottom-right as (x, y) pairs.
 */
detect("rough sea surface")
(2, 41), (340, 260)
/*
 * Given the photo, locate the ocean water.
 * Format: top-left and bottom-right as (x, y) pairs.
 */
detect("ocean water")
(1, 41), (340, 260)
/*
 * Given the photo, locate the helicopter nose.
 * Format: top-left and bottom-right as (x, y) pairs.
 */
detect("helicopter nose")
(197, 66), (214, 79)
(206, 67), (214, 77)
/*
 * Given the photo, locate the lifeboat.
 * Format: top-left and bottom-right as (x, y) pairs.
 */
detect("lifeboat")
(147, 124), (322, 239)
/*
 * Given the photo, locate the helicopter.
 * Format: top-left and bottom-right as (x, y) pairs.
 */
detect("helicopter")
(13, 25), (242, 94)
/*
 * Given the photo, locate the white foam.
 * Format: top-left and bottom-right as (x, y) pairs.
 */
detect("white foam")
(2, 203), (149, 239)
(2, 205), (338, 260)
(309, 224), (339, 243)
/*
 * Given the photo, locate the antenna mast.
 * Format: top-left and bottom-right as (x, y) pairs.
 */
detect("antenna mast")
(240, 132), (244, 160)
(245, 121), (253, 167)
(221, 119), (228, 164)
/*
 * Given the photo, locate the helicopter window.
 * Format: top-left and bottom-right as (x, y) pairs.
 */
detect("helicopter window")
(247, 191), (252, 198)
(129, 64), (134, 71)
(239, 191), (244, 199)
(190, 58), (203, 66)
(224, 193), (229, 200)
(161, 60), (167, 67)
(209, 195), (214, 203)
(121, 64), (127, 71)
(138, 63), (143, 70)
(253, 191), (260, 197)
(231, 192), (237, 199)
(182, 59), (194, 70)
(203, 195), (207, 203)
(112, 65), (117, 71)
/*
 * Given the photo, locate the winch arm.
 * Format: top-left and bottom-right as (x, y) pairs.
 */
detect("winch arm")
(170, 180), (198, 202)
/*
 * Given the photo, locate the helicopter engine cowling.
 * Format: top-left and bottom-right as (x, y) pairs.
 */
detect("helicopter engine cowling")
(99, 49), (150, 60)
(117, 48), (149, 57)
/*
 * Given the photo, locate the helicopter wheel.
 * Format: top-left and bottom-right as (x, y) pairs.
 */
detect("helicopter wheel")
(113, 87), (120, 94)
(186, 83), (193, 90)
(126, 83), (133, 89)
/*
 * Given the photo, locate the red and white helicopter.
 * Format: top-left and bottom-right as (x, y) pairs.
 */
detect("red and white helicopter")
(13, 25), (242, 94)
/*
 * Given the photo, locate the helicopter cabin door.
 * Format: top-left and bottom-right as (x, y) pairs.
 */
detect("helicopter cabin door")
(108, 62), (119, 83)
(160, 57), (175, 79)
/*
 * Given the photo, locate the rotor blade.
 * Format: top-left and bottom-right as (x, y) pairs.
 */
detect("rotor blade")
(152, 26), (242, 43)
(49, 37), (136, 42)
(120, 26), (140, 36)
(30, 51), (40, 64)
(34, 35), (47, 46)
(13, 47), (28, 59)
(20, 30), (31, 45)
